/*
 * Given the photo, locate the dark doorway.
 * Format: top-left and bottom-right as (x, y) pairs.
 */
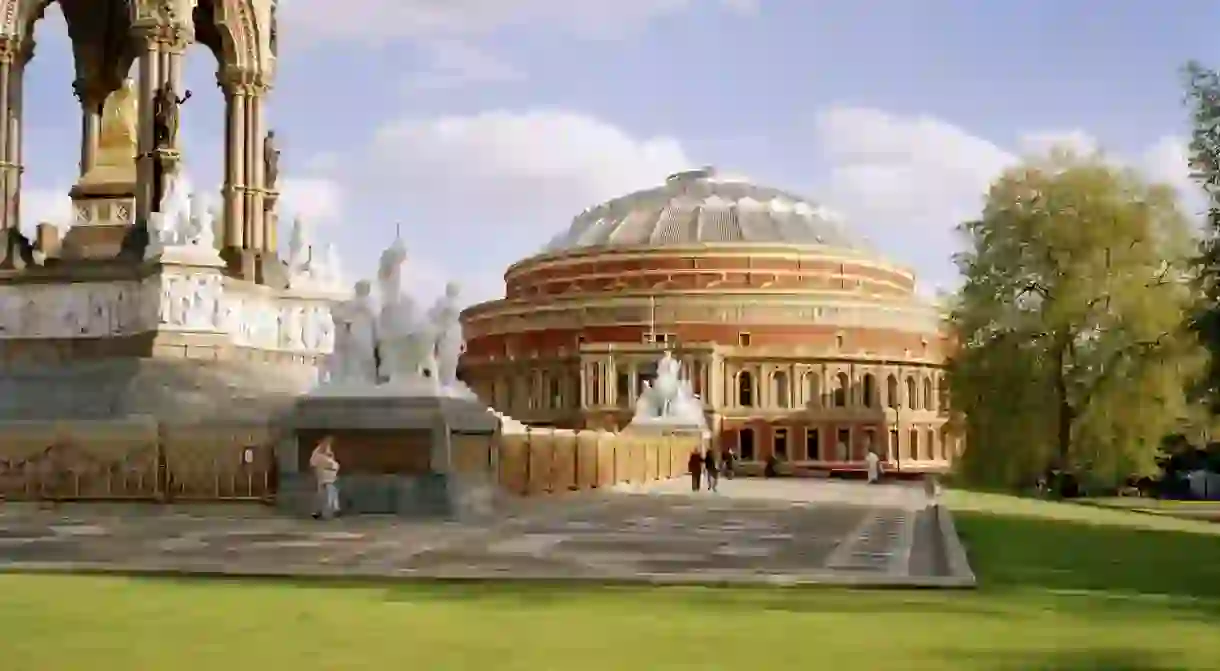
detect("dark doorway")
(739, 428), (756, 461)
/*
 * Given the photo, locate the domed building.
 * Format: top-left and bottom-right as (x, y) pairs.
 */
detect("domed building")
(459, 168), (957, 474)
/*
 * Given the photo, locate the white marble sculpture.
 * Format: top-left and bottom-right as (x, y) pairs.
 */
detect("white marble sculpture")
(325, 279), (378, 386)
(311, 233), (469, 398)
(628, 350), (708, 431)
(146, 168), (192, 258)
(183, 192), (216, 249)
(429, 281), (471, 395)
(286, 215), (310, 278)
(284, 218), (344, 293)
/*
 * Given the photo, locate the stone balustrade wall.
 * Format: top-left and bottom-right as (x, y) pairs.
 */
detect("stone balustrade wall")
(495, 427), (698, 496)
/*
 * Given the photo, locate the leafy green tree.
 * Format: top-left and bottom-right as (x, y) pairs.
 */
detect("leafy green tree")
(1183, 61), (1220, 411)
(949, 149), (1204, 490)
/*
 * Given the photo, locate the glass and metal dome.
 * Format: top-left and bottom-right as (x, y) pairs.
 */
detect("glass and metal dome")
(542, 167), (871, 254)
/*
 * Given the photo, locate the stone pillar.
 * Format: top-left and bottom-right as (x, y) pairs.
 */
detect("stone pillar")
(0, 37), (17, 232)
(134, 34), (160, 226)
(247, 81), (268, 252)
(75, 78), (101, 178)
(221, 69), (249, 251)
(4, 47), (23, 235)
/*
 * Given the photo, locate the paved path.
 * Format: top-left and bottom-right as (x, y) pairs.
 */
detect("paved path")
(0, 479), (969, 587)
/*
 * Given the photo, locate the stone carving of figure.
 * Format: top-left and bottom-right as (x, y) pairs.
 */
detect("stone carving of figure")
(95, 78), (138, 170)
(152, 82), (191, 151)
(147, 164), (192, 257)
(654, 350), (682, 416)
(269, 3), (278, 56)
(285, 215), (310, 279)
(328, 280), (378, 384)
(634, 380), (654, 421)
(182, 192), (216, 249)
(429, 281), (466, 389)
(320, 243), (343, 288)
(376, 234), (441, 385)
(264, 131), (280, 190)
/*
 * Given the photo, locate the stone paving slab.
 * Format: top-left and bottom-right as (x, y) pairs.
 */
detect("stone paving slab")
(0, 480), (975, 587)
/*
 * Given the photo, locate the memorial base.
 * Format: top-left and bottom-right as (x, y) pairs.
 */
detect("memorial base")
(281, 394), (501, 519)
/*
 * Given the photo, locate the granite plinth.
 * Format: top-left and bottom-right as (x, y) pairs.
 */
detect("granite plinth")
(282, 394), (500, 520)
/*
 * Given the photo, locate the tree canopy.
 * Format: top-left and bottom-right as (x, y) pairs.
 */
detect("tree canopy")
(949, 150), (1204, 490)
(1184, 61), (1220, 411)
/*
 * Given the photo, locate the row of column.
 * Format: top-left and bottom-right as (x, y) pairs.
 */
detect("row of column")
(133, 27), (275, 256)
(0, 26), (276, 266)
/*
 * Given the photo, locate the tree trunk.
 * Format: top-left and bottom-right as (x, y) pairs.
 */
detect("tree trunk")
(1052, 335), (1076, 496)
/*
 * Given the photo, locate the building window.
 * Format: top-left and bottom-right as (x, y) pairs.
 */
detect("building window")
(835, 334), (844, 349)
(938, 375), (950, 413)
(774, 371), (790, 408)
(738, 332), (752, 347)
(805, 427), (820, 461)
(862, 373), (876, 408)
(616, 370), (631, 408)
(739, 428), (756, 461)
(805, 372), (821, 407)
(549, 376), (562, 409)
(774, 428), (789, 460)
(887, 375), (899, 409)
(926, 429), (937, 460)
(863, 429), (876, 460)
(910, 429), (920, 460)
(589, 366), (601, 406)
(923, 377), (934, 412)
(836, 428), (850, 461)
(889, 429), (899, 462)
(738, 371), (755, 407)
(833, 372), (849, 407)
(906, 376), (918, 410)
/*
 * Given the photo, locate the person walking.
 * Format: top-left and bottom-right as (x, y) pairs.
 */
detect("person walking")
(309, 436), (341, 520)
(703, 448), (719, 492)
(687, 448), (703, 492)
(865, 449), (881, 484)
(722, 448), (736, 480)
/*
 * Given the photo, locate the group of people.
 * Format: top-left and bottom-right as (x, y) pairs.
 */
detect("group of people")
(687, 447), (736, 492)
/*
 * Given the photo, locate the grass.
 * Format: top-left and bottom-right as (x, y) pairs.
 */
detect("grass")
(2, 491), (1220, 670)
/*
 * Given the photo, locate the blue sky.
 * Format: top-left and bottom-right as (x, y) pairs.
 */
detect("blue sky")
(17, 0), (1216, 303)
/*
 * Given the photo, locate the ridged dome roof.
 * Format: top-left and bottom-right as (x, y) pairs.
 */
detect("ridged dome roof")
(542, 167), (870, 254)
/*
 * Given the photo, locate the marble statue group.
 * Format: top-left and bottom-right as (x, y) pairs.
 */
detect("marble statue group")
(321, 234), (470, 397)
(630, 350), (708, 429)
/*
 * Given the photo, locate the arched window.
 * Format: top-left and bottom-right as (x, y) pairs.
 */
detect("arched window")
(590, 366), (601, 406)
(909, 428), (920, 460)
(938, 374), (949, 412)
(862, 373), (877, 408)
(906, 376), (918, 410)
(550, 376), (562, 409)
(738, 371), (755, 407)
(739, 427), (756, 461)
(926, 429), (936, 461)
(834, 372), (849, 407)
(774, 371), (790, 408)
(805, 372), (821, 407)
(923, 377), (933, 412)
(886, 374), (899, 409)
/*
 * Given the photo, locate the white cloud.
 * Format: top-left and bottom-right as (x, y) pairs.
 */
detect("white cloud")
(312, 108), (690, 305)
(366, 109), (689, 229)
(279, 176), (345, 224)
(1018, 129), (1100, 157)
(283, 0), (751, 44)
(20, 186), (73, 234)
(812, 106), (1194, 292)
(405, 40), (526, 91)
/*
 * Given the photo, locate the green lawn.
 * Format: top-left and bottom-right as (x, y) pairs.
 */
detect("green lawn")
(3, 492), (1220, 671)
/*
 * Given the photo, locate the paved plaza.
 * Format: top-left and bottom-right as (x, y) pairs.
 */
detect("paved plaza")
(0, 479), (970, 587)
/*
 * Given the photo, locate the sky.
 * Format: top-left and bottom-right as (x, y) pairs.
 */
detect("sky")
(16, 0), (1219, 305)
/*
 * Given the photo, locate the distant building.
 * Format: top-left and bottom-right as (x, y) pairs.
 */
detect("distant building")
(459, 168), (957, 474)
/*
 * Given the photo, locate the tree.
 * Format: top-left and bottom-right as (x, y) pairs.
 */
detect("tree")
(948, 149), (1204, 491)
(1183, 61), (1220, 411)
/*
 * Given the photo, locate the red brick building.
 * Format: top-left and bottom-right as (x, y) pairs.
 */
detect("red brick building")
(459, 168), (957, 474)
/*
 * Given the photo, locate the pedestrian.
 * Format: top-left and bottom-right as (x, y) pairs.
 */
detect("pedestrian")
(703, 448), (718, 492)
(687, 447), (703, 492)
(865, 449), (881, 484)
(722, 448), (736, 479)
(309, 436), (341, 520)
